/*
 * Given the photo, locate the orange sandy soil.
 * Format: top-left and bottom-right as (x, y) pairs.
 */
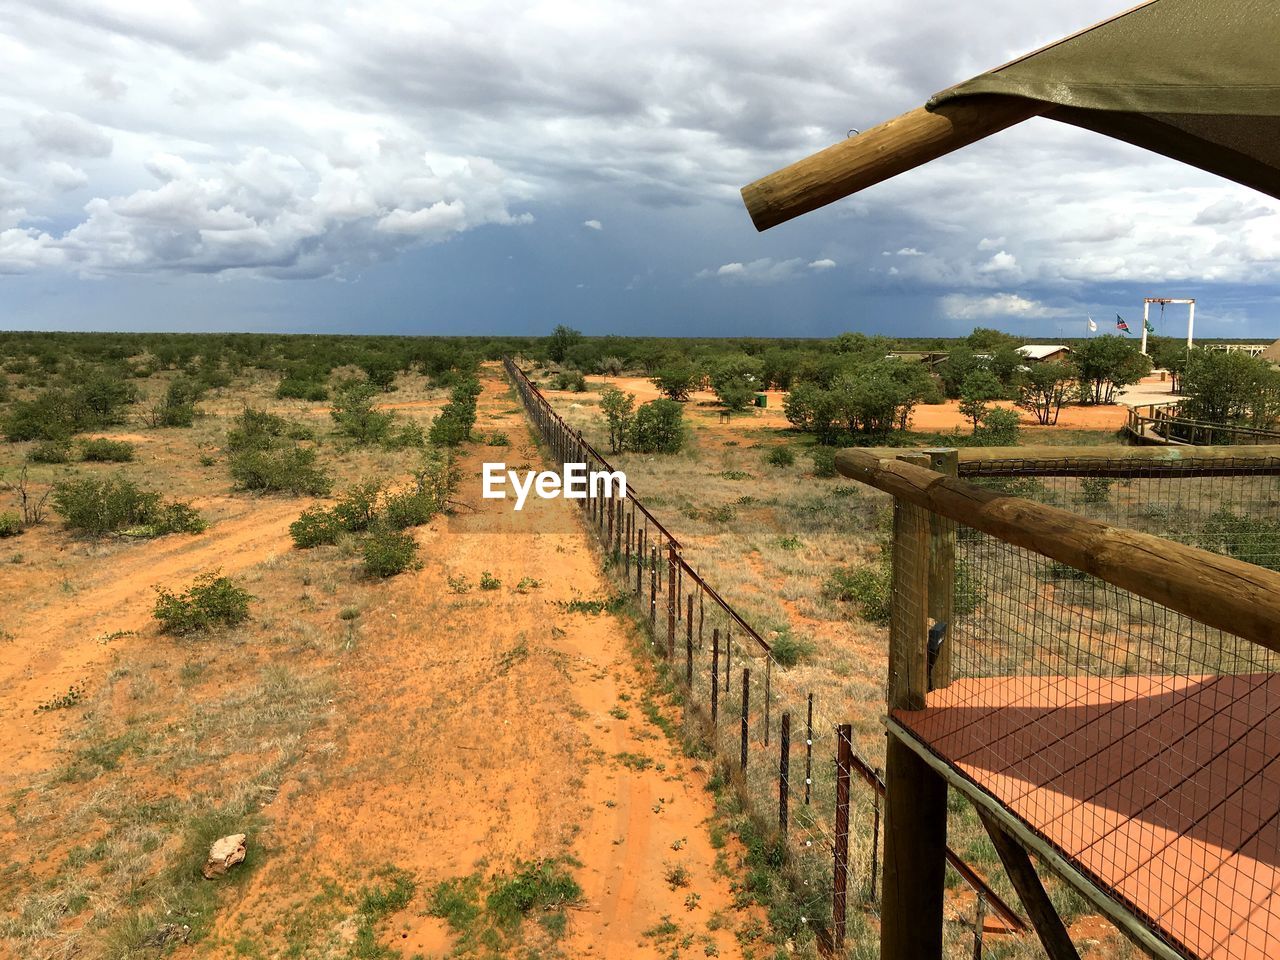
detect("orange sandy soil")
(583, 375), (1129, 432)
(0, 367), (754, 959)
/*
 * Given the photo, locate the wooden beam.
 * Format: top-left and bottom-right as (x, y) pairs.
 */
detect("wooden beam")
(976, 808), (1081, 960)
(925, 448), (958, 689)
(740, 96), (1043, 231)
(855, 443), (1280, 476)
(835, 448), (1280, 656)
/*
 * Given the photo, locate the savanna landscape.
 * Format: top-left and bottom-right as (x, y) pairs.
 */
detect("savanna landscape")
(2, 328), (1279, 960)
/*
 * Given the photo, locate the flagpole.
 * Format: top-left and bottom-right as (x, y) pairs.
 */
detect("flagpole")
(1141, 301), (1150, 355)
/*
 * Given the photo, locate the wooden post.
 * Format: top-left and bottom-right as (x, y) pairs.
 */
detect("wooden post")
(976, 809), (1081, 960)
(667, 544), (677, 658)
(764, 658), (771, 747)
(833, 724), (852, 952)
(724, 628), (731, 694)
(740, 668), (750, 772)
(607, 494), (614, 554)
(881, 455), (948, 960)
(711, 630), (720, 724)
(925, 448), (958, 689)
(779, 712), (791, 837)
(625, 510), (632, 579)
(870, 768), (881, 901)
(686, 594), (694, 687)
(973, 893), (986, 960)
(637, 527), (645, 595)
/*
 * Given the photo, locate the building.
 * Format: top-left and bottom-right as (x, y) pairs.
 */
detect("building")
(1014, 344), (1071, 363)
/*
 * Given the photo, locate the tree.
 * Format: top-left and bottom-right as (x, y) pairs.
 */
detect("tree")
(1180, 349), (1280, 428)
(1072, 336), (1151, 404)
(599, 386), (635, 453)
(331, 381), (395, 444)
(938, 346), (983, 399)
(1018, 361), (1074, 425)
(630, 399), (685, 453)
(651, 359), (701, 401)
(783, 382), (841, 445)
(546, 325), (583, 364)
(709, 355), (764, 412)
(958, 371), (1003, 430)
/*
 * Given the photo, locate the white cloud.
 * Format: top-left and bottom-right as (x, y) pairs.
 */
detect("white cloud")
(697, 257), (805, 284)
(808, 258), (836, 270)
(939, 292), (1068, 320)
(895, 247), (923, 256)
(583, 219), (603, 230)
(1194, 197), (1273, 226)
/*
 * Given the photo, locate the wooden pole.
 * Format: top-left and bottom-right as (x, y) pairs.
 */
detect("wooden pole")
(804, 694), (813, 806)
(833, 724), (852, 952)
(686, 594), (694, 687)
(973, 893), (986, 960)
(856, 442), (1280, 475)
(740, 96), (1043, 231)
(649, 544), (658, 632)
(881, 452), (948, 960)
(740, 668), (750, 772)
(976, 808), (1081, 960)
(836, 447), (1280, 655)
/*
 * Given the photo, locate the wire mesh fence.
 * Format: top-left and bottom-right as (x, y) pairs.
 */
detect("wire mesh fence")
(502, 358), (1022, 954)
(843, 447), (1280, 960)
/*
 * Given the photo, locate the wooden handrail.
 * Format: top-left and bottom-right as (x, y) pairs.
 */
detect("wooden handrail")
(740, 96), (1043, 231)
(853, 443), (1280, 476)
(835, 448), (1280, 655)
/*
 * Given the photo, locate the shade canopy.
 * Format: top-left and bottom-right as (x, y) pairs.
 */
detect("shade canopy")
(741, 0), (1280, 231)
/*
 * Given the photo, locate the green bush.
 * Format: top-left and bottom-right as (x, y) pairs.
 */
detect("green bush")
(229, 447), (332, 495)
(809, 446), (837, 478)
(363, 527), (419, 577)
(384, 420), (426, 450)
(824, 562), (891, 624)
(276, 377), (328, 401)
(52, 475), (204, 537)
(28, 439), (72, 463)
(382, 488), (436, 530)
(552, 370), (587, 392)
(289, 507), (344, 548)
(766, 446), (795, 467)
(768, 631), (814, 668)
(429, 410), (470, 447)
(630, 398), (684, 453)
(226, 407), (289, 452)
(81, 438), (136, 462)
(975, 407), (1021, 446)
(0, 512), (22, 537)
(332, 481), (382, 532)
(153, 572), (253, 634)
(1078, 477), (1115, 505)
(331, 382), (395, 444)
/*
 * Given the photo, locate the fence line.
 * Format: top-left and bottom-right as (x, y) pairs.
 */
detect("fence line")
(502, 357), (1025, 950)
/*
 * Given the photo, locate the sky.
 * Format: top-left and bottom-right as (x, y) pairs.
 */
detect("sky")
(1, 0), (1278, 340)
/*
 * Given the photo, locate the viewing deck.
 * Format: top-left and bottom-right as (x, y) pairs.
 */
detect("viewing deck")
(894, 674), (1280, 960)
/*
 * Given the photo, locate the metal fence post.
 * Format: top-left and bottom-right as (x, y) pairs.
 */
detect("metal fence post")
(711, 629), (720, 724)
(779, 712), (791, 837)
(834, 724), (852, 952)
(804, 693), (813, 806)
(740, 668), (750, 772)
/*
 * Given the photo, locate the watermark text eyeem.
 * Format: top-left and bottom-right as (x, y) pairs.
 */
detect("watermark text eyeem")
(482, 462), (627, 511)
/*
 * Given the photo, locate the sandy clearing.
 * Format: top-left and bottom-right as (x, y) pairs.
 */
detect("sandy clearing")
(0, 497), (303, 782)
(203, 366), (751, 958)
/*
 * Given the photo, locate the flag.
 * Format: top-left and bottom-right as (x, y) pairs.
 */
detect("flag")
(1145, 318), (1157, 334)
(1116, 314), (1131, 334)
(1087, 316), (1097, 332)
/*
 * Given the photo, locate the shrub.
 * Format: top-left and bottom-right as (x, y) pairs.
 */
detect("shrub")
(486, 431), (510, 447)
(226, 408), (289, 452)
(769, 631), (814, 668)
(153, 572), (253, 634)
(975, 407), (1021, 446)
(630, 399), (685, 453)
(229, 447), (332, 496)
(766, 446), (795, 467)
(382, 488), (436, 530)
(824, 562), (891, 624)
(289, 507), (343, 548)
(332, 481), (382, 532)
(809, 446), (837, 478)
(331, 382), (394, 444)
(52, 475), (205, 537)
(0, 512), (21, 537)
(28, 439), (72, 463)
(552, 370), (587, 392)
(429, 378), (482, 447)
(384, 420), (426, 450)
(479, 571), (501, 590)
(363, 527), (419, 577)
(276, 377), (328, 401)
(81, 438), (136, 462)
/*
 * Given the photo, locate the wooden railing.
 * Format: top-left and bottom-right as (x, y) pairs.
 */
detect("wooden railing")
(1125, 404), (1280, 446)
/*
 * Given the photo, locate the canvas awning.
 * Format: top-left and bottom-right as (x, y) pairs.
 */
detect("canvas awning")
(741, 0), (1280, 231)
